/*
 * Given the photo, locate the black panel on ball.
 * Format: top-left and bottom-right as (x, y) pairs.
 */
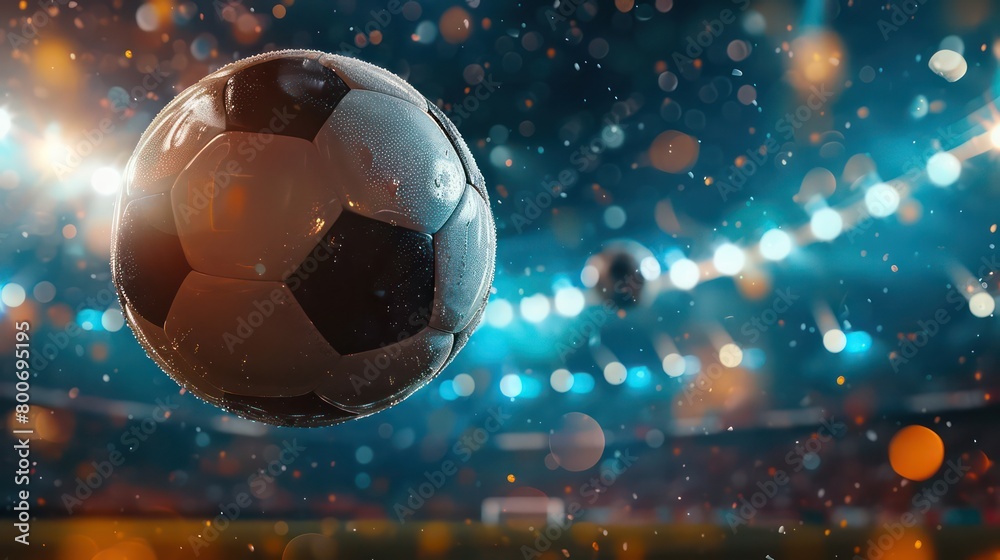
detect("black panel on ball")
(224, 56), (350, 140)
(221, 391), (355, 428)
(114, 193), (191, 327)
(291, 211), (436, 356)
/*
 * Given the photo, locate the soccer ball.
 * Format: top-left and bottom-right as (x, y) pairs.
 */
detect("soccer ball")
(111, 50), (495, 427)
(585, 241), (654, 307)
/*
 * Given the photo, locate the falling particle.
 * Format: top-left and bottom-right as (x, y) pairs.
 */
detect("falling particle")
(915, 540), (922, 549)
(778, 526), (786, 534)
(928, 49), (967, 82)
(836, 376), (845, 385)
(125, 49), (133, 58)
(732, 69), (743, 76)
(507, 474), (515, 483)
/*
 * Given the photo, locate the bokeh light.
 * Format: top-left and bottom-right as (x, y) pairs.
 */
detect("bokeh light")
(889, 425), (945, 481)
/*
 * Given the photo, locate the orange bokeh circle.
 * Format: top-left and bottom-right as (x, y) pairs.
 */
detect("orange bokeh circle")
(889, 425), (944, 481)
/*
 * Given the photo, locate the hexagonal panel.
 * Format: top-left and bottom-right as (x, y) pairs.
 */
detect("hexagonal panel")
(164, 272), (340, 398)
(221, 391), (356, 428)
(440, 303), (486, 371)
(126, 78), (227, 198)
(314, 89), (466, 234)
(170, 132), (341, 282)
(224, 56), (350, 141)
(317, 53), (427, 110)
(290, 210), (436, 355)
(113, 193), (192, 327)
(201, 49), (321, 83)
(121, 301), (223, 402)
(315, 327), (453, 413)
(426, 99), (488, 202)
(429, 185), (496, 333)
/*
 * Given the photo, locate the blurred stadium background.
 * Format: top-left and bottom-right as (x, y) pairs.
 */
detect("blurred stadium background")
(2, 0), (1000, 558)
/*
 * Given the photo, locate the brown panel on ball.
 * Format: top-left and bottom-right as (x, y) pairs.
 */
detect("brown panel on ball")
(122, 302), (223, 403)
(126, 78), (227, 198)
(315, 327), (453, 414)
(170, 132), (342, 282)
(113, 193), (192, 327)
(221, 391), (356, 428)
(164, 272), (341, 398)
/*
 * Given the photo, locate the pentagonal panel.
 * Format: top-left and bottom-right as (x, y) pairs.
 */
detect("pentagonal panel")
(201, 49), (321, 83)
(314, 90), (466, 233)
(113, 193), (192, 327)
(170, 132), (341, 282)
(126, 78), (227, 198)
(291, 211), (435, 355)
(315, 327), (453, 413)
(429, 185), (496, 333)
(426, 99), (488, 201)
(224, 56), (350, 140)
(164, 272), (340, 398)
(317, 53), (427, 110)
(121, 301), (224, 402)
(221, 391), (356, 428)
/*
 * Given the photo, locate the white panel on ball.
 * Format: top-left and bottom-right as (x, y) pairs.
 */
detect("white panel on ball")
(313, 89), (466, 233)
(318, 53), (428, 110)
(164, 272), (341, 398)
(430, 186), (496, 333)
(126, 78), (227, 198)
(315, 327), (453, 413)
(171, 132), (342, 282)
